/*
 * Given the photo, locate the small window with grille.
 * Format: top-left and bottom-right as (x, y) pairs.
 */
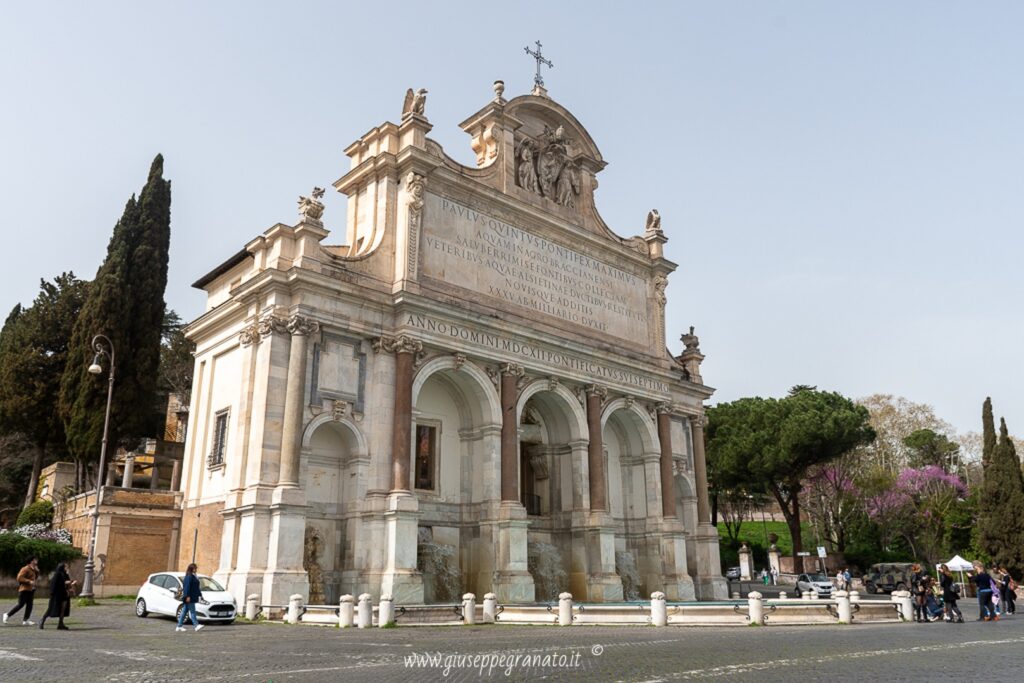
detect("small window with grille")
(208, 409), (229, 469)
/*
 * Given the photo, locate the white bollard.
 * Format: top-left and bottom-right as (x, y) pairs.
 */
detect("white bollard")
(731, 591), (741, 599)
(245, 594), (259, 621)
(896, 590), (914, 622)
(558, 592), (573, 626)
(835, 590), (852, 623)
(747, 591), (764, 625)
(357, 593), (373, 628)
(779, 591), (788, 599)
(378, 594), (395, 628)
(462, 593), (476, 625)
(849, 590), (860, 604)
(482, 593), (498, 623)
(650, 591), (667, 626)
(286, 594), (304, 624)
(338, 595), (354, 628)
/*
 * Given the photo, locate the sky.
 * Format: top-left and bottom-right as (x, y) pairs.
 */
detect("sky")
(1, 1), (1021, 436)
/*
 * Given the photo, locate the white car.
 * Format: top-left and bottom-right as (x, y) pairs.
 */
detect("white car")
(135, 572), (237, 624)
(795, 572), (835, 598)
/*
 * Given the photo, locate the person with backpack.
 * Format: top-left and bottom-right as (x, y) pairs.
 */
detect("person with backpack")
(939, 564), (964, 623)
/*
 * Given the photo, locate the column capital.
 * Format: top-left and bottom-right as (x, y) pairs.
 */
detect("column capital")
(499, 362), (526, 377)
(373, 334), (423, 355)
(585, 384), (607, 399)
(257, 314), (288, 339)
(287, 315), (320, 337)
(654, 401), (675, 416)
(688, 413), (708, 428)
(239, 322), (260, 347)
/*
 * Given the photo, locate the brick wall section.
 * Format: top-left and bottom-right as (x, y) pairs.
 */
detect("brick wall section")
(177, 502), (224, 573)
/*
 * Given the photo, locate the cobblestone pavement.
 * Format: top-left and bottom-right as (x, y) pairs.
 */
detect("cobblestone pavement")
(1, 602), (1023, 682)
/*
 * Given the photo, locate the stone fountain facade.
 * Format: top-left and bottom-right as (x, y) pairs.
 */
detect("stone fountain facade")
(181, 82), (728, 607)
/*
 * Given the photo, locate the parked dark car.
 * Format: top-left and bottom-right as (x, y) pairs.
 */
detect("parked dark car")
(863, 562), (915, 594)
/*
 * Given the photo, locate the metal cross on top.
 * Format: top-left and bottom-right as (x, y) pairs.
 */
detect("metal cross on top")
(524, 40), (553, 90)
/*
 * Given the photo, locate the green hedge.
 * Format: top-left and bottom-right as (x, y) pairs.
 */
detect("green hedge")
(0, 532), (81, 577)
(16, 500), (54, 527)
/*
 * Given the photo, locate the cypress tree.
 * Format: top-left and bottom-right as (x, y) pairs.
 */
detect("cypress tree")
(978, 415), (1024, 574)
(982, 397), (996, 468)
(60, 156), (171, 487)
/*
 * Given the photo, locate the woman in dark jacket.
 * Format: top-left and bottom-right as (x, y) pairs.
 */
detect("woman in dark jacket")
(38, 563), (75, 630)
(175, 563), (204, 632)
(939, 564), (963, 623)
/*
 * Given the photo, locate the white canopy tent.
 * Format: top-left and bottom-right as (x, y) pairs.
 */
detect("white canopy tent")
(936, 554), (974, 589)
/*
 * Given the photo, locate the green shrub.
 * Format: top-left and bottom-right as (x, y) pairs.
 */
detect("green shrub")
(16, 500), (54, 527)
(0, 531), (82, 576)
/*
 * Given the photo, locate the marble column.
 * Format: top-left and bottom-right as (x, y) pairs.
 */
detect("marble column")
(689, 416), (711, 525)
(656, 404), (676, 518)
(170, 460), (181, 492)
(499, 363), (523, 502)
(278, 315), (319, 487)
(388, 338), (421, 492)
(585, 385), (608, 512)
(121, 455), (135, 488)
(150, 462), (160, 490)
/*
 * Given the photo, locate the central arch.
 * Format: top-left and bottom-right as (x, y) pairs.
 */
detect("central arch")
(410, 356), (501, 601)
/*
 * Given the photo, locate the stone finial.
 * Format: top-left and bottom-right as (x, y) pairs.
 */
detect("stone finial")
(493, 80), (506, 102)
(679, 326), (705, 385)
(298, 187), (326, 222)
(650, 591), (666, 601)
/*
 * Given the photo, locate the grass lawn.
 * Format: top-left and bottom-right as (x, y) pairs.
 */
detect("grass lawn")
(717, 521), (818, 571)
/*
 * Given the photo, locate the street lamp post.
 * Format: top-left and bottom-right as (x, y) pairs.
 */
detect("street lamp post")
(79, 334), (115, 600)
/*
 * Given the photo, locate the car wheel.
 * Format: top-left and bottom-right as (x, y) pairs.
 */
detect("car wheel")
(175, 604), (193, 625)
(864, 582), (876, 594)
(135, 599), (148, 617)
(896, 582), (907, 592)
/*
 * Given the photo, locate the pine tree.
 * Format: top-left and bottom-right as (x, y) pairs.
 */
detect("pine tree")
(59, 156), (171, 487)
(0, 275), (89, 507)
(978, 414), (1024, 574)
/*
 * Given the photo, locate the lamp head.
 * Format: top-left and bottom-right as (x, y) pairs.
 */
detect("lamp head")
(88, 353), (103, 375)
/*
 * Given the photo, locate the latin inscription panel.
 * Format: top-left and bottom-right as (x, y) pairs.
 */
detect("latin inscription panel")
(421, 193), (649, 344)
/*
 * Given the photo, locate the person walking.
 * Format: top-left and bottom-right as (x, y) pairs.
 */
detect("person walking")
(939, 564), (964, 623)
(969, 562), (998, 621)
(38, 563), (76, 630)
(843, 567), (852, 592)
(3, 557), (39, 626)
(176, 563), (205, 632)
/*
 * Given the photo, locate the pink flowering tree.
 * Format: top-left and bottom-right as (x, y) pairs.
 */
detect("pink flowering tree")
(866, 465), (967, 565)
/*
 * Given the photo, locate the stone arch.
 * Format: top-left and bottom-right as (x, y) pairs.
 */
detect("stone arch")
(301, 413), (368, 455)
(411, 356), (501, 429)
(515, 380), (587, 444)
(600, 399), (659, 454)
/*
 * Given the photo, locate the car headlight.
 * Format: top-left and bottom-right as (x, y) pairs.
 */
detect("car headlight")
(199, 598), (210, 605)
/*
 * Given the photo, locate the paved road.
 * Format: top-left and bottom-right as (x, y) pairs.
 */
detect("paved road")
(1, 601), (1021, 682)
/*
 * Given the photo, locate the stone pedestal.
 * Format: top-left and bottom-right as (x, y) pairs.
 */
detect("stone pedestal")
(659, 524), (696, 601)
(738, 543), (754, 581)
(379, 492), (424, 604)
(767, 546), (782, 580)
(693, 523), (729, 600)
(490, 502), (535, 603)
(584, 522), (623, 602)
(261, 487), (310, 606)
